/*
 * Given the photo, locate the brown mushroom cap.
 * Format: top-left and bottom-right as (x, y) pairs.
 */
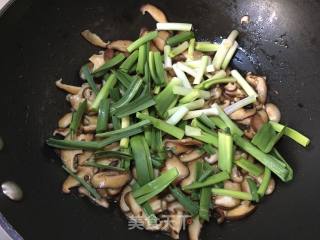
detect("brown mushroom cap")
(140, 4), (168, 23)
(60, 149), (82, 172)
(62, 166), (95, 193)
(56, 79), (81, 95)
(230, 108), (256, 121)
(153, 31), (170, 51)
(107, 40), (133, 52)
(58, 113), (73, 128)
(246, 73), (267, 104)
(91, 171), (131, 189)
(78, 186), (109, 208)
(120, 186), (132, 213)
(180, 161), (198, 189)
(81, 29), (109, 48)
(188, 216), (202, 240)
(224, 201), (256, 220)
(214, 195), (240, 209)
(180, 150), (204, 162)
(265, 103), (281, 122)
(169, 210), (184, 239)
(162, 156), (189, 183)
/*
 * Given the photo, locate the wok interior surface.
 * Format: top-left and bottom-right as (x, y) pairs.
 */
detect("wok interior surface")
(0, 0), (320, 239)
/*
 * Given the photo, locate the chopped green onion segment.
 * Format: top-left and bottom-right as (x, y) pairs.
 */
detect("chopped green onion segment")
(127, 31), (158, 52)
(218, 131), (233, 174)
(211, 188), (252, 200)
(156, 22), (192, 31)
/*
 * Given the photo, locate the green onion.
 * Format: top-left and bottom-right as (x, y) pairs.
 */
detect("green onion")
(172, 64), (192, 88)
(202, 144), (217, 155)
(154, 51), (166, 86)
(271, 148), (293, 181)
(183, 108), (218, 120)
(94, 150), (132, 160)
(148, 51), (158, 85)
(110, 85), (121, 101)
(83, 161), (126, 172)
(119, 50), (139, 72)
(169, 186), (199, 217)
(212, 103), (243, 136)
(257, 168), (271, 197)
(212, 30), (239, 70)
(187, 38), (195, 61)
(92, 73), (117, 111)
(193, 56), (209, 84)
(192, 132), (218, 147)
(96, 99), (110, 133)
(195, 42), (220, 52)
(96, 119), (150, 138)
(176, 62), (197, 77)
(167, 32), (195, 46)
(136, 43), (148, 74)
(120, 116), (130, 148)
(218, 131), (233, 174)
(166, 106), (189, 125)
(81, 65), (99, 94)
(209, 116), (228, 131)
(231, 70), (258, 97)
(115, 70), (132, 89)
(111, 78), (143, 111)
(168, 99), (205, 116)
(154, 77), (181, 117)
(224, 95), (257, 114)
(127, 31), (158, 53)
(130, 135), (154, 185)
(137, 112), (185, 139)
(169, 41), (189, 58)
(246, 177), (259, 202)
(251, 122), (285, 153)
(191, 119), (214, 134)
(198, 163), (215, 182)
(199, 187), (211, 221)
(185, 125), (202, 137)
(133, 168), (179, 204)
(234, 158), (264, 177)
(179, 90), (201, 104)
(211, 188), (252, 200)
(156, 23), (192, 31)
(183, 171), (229, 190)
(270, 121), (310, 147)
(163, 45), (172, 69)
(69, 100), (87, 138)
(233, 134), (290, 182)
(198, 114), (216, 130)
(93, 53), (126, 75)
(62, 165), (101, 199)
(111, 115), (121, 130)
(47, 126), (144, 150)
(194, 70), (228, 89)
(221, 41), (238, 70)
(114, 95), (156, 118)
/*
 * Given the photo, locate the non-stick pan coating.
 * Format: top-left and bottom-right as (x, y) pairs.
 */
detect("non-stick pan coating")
(0, 0), (319, 239)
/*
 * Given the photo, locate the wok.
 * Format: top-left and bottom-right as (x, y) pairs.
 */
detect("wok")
(0, 0), (319, 239)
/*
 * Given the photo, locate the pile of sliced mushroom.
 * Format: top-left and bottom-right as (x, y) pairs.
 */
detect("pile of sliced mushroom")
(47, 3), (310, 240)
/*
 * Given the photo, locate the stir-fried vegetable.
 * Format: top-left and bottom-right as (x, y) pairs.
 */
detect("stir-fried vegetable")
(47, 4), (311, 240)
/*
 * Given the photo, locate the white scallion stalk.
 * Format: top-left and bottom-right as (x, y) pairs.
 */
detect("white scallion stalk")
(185, 125), (202, 137)
(164, 45), (172, 69)
(166, 106), (189, 125)
(231, 70), (258, 97)
(156, 23), (193, 31)
(221, 41), (239, 70)
(193, 56), (209, 84)
(195, 42), (220, 52)
(183, 108), (219, 120)
(212, 30), (239, 70)
(187, 38), (195, 61)
(176, 62), (197, 77)
(206, 64), (215, 73)
(120, 116), (130, 148)
(185, 59), (202, 68)
(167, 99), (205, 116)
(224, 95), (257, 115)
(172, 64), (192, 89)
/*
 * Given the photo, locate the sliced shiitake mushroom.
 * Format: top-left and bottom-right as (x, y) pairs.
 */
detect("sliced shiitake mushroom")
(165, 138), (203, 147)
(230, 108), (256, 121)
(91, 171), (131, 189)
(231, 166), (243, 183)
(58, 113), (73, 128)
(120, 186), (132, 213)
(62, 166), (95, 193)
(180, 161), (198, 189)
(107, 40), (133, 52)
(56, 79), (81, 95)
(188, 216), (202, 240)
(246, 73), (267, 104)
(214, 195), (240, 209)
(81, 29), (109, 48)
(266, 178), (276, 195)
(169, 210), (183, 239)
(224, 201), (256, 220)
(244, 127), (256, 139)
(149, 197), (167, 214)
(89, 53), (105, 71)
(162, 156), (189, 183)
(78, 186), (109, 208)
(60, 149), (82, 172)
(140, 4), (167, 23)
(53, 128), (69, 137)
(204, 153), (218, 164)
(165, 141), (193, 155)
(153, 31), (170, 51)
(180, 150), (204, 162)
(265, 103), (281, 122)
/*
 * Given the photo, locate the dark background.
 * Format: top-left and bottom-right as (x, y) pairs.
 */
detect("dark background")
(0, 0), (319, 239)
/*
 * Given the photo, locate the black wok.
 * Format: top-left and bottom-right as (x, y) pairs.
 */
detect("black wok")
(0, 0), (319, 239)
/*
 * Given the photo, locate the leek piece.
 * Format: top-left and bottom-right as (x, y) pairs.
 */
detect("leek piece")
(211, 188), (252, 200)
(127, 31), (158, 52)
(193, 56), (209, 84)
(183, 171), (229, 190)
(195, 42), (220, 52)
(185, 125), (202, 137)
(235, 158), (264, 177)
(187, 38), (195, 61)
(166, 106), (189, 125)
(231, 69), (258, 97)
(156, 22), (192, 31)
(169, 186), (199, 216)
(257, 168), (271, 197)
(167, 99), (205, 116)
(221, 41), (239, 70)
(167, 32), (195, 46)
(119, 50), (139, 72)
(218, 131), (233, 174)
(172, 64), (192, 88)
(246, 177), (259, 202)
(169, 41), (189, 58)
